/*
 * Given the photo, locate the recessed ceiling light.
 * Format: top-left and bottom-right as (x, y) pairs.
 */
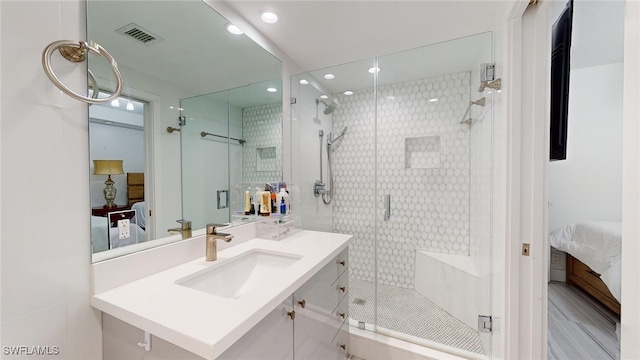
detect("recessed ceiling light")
(368, 67), (380, 74)
(226, 24), (243, 35)
(169, 106), (174, 110)
(387, 96), (395, 100)
(126, 101), (134, 111)
(344, 90), (354, 96)
(267, 87), (278, 93)
(260, 11), (279, 24)
(428, 98), (439, 103)
(299, 79), (309, 85)
(110, 99), (120, 107)
(324, 74), (335, 80)
(320, 95), (329, 99)
(178, 107), (184, 111)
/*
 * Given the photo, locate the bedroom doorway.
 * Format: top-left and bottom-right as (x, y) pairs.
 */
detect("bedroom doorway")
(545, 0), (624, 359)
(89, 91), (150, 252)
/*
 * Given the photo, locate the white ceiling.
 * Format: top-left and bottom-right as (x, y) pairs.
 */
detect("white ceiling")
(224, 1), (510, 72)
(87, 0), (281, 98)
(302, 32), (492, 95)
(570, 0), (625, 69)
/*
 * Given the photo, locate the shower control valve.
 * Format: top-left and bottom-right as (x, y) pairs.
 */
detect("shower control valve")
(314, 180), (326, 197)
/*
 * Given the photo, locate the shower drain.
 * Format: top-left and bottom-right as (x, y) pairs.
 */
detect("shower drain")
(352, 298), (366, 305)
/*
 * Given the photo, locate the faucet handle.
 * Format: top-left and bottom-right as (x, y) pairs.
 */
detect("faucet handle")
(176, 219), (191, 230)
(206, 223), (230, 234)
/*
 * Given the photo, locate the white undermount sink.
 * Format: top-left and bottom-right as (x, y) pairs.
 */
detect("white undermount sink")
(176, 250), (303, 299)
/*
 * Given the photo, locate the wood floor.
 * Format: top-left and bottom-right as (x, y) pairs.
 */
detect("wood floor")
(548, 282), (620, 360)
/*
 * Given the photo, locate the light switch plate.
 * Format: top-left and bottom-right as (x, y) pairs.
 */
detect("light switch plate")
(118, 219), (131, 240)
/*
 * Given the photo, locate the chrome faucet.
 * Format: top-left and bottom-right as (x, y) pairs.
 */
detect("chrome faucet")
(167, 219), (192, 240)
(206, 223), (233, 261)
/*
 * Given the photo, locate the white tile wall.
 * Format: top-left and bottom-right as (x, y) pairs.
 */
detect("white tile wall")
(1, 0), (102, 358)
(333, 72), (472, 288)
(242, 102), (282, 183)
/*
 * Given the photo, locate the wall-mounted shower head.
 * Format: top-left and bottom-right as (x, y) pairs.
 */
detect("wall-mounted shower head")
(316, 98), (337, 115)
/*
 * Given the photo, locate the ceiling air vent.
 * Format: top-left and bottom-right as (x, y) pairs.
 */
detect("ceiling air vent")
(115, 23), (162, 45)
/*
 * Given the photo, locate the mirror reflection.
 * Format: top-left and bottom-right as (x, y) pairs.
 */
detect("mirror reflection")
(180, 79), (283, 230)
(87, 0), (282, 259)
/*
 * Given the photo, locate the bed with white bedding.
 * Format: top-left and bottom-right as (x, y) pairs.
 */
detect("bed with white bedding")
(550, 221), (621, 315)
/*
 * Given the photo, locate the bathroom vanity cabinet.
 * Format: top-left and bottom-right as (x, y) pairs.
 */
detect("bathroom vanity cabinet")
(217, 249), (349, 360)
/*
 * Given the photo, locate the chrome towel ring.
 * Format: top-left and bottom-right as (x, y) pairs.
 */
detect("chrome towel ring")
(42, 40), (123, 105)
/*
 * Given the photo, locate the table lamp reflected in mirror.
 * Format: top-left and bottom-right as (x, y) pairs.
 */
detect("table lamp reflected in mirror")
(93, 160), (124, 208)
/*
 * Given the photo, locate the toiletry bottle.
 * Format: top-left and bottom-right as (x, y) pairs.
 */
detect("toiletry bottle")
(244, 189), (251, 215)
(260, 184), (271, 216)
(270, 185), (277, 214)
(280, 198), (286, 215)
(249, 197), (255, 215)
(278, 183), (290, 213)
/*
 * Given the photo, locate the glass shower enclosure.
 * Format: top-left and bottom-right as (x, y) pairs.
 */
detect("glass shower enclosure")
(291, 32), (495, 358)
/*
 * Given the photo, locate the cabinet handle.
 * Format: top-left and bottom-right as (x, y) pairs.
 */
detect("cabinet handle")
(339, 344), (346, 350)
(339, 260), (346, 266)
(338, 312), (345, 319)
(339, 286), (346, 292)
(297, 299), (306, 308)
(287, 311), (295, 320)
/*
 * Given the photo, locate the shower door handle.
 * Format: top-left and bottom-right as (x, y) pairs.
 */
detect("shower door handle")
(384, 194), (391, 221)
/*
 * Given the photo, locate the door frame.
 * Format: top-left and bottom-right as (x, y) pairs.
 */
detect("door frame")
(503, 1), (640, 359)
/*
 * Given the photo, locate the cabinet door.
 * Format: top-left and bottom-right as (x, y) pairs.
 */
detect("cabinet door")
(294, 250), (349, 360)
(217, 296), (294, 360)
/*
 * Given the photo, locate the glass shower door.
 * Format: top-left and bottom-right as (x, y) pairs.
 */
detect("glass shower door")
(374, 32), (494, 357)
(180, 91), (231, 230)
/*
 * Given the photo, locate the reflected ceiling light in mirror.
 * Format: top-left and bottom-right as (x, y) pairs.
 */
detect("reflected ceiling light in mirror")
(260, 11), (279, 24)
(324, 74), (335, 80)
(126, 101), (134, 111)
(111, 98), (120, 107)
(344, 91), (354, 96)
(320, 95), (329, 99)
(226, 24), (243, 35)
(267, 87), (278, 93)
(428, 98), (439, 102)
(387, 96), (395, 100)
(299, 79), (309, 85)
(368, 67), (380, 74)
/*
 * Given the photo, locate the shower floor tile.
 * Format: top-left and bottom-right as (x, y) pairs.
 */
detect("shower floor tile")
(349, 278), (485, 355)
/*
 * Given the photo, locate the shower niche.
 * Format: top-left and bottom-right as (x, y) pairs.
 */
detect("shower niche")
(404, 135), (441, 169)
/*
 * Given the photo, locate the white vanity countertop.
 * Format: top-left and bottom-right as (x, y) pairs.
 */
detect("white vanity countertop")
(91, 230), (352, 359)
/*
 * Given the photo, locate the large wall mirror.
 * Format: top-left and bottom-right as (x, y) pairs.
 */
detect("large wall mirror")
(87, 0), (282, 261)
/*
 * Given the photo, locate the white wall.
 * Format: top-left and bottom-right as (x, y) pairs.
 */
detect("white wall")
(0, 0), (102, 358)
(181, 94), (243, 229)
(547, 63), (623, 232)
(89, 123), (145, 207)
(621, 1), (640, 358)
